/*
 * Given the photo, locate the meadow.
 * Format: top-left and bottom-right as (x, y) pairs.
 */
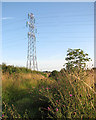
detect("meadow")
(2, 64), (96, 119)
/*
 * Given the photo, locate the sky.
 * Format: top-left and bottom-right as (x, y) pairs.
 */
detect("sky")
(2, 2), (94, 71)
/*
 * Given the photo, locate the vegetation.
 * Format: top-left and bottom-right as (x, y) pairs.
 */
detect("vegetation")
(2, 66), (52, 119)
(49, 70), (59, 81)
(2, 63), (47, 77)
(65, 48), (91, 70)
(2, 49), (96, 119)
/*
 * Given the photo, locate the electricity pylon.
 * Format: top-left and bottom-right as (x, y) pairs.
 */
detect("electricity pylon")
(26, 13), (38, 71)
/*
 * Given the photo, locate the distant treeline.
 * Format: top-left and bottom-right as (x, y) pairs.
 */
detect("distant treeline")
(1, 63), (94, 81)
(2, 63), (32, 74)
(1, 63), (64, 80)
(1, 63), (48, 77)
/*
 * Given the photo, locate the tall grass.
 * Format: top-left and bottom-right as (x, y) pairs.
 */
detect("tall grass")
(2, 65), (96, 119)
(2, 70), (54, 119)
(39, 68), (96, 119)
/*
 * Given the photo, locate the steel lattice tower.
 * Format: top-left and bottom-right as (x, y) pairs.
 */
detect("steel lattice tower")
(26, 13), (38, 70)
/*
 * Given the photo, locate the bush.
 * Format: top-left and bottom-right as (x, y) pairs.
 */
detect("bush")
(2, 64), (32, 74)
(40, 68), (96, 119)
(49, 70), (59, 81)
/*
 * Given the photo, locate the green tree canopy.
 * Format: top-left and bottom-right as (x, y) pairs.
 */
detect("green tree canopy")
(65, 48), (91, 70)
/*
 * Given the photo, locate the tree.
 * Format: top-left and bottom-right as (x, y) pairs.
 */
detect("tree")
(65, 48), (91, 70)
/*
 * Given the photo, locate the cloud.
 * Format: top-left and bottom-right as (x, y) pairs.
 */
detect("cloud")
(2, 17), (14, 20)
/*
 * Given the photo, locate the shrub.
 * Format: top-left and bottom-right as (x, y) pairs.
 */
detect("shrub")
(2, 64), (33, 74)
(40, 68), (96, 119)
(49, 70), (59, 81)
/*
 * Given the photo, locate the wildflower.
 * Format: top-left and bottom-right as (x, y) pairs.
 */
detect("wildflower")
(70, 94), (72, 97)
(56, 100), (58, 102)
(2, 114), (4, 117)
(47, 107), (50, 111)
(56, 108), (58, 112)
(46, 87), (48, 90)
(39, 89), (41, 92)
